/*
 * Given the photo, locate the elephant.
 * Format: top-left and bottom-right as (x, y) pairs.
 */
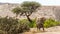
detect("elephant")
(36, 17), (46, 31)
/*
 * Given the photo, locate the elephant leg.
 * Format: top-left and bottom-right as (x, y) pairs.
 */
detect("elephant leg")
(42, 25), (45, 32)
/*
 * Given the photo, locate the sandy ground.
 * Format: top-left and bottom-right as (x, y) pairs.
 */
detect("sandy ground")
(23, 26), (60, 34)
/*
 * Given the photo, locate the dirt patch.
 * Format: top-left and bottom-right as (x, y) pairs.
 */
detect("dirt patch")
(23, 26), (60, 34)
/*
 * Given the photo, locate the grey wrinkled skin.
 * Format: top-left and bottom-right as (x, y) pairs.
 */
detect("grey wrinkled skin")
(36, 17), (46, 31)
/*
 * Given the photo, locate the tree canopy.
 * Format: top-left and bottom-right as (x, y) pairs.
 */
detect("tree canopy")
(12, 1), (41, 22)
(21, 1), (41, 16)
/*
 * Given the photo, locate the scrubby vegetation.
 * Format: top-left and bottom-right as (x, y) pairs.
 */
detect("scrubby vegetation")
(20, 18), (36, 28)
(19, 18), (60, 28)
(0, 16), (30, 34)
(44, 18), (60, 28)
(0, 16), (60, 34)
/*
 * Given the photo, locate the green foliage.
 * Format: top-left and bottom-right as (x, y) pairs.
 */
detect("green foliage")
(12, 1), (41, 23)
(29, 18), (36, 28)
(18, 19), (30, 33)
(44, 18), (60, 28)
(20, 18), (60, 28)
(20, 18), (36, 28)
(0, 16), (59, 34)
(20, 1), (41, 16)
(12, 1), (41, 16)
(0, 16), (30, 34)
(0, 30), (7, 34)
(12, 7), (22, 15)
(21, 1), (41, 7)
(0, 16), (19, 34)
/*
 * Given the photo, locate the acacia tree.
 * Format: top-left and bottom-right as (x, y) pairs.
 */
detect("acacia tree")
(12, 7), (22, 19)
(12, 1), (41, 22)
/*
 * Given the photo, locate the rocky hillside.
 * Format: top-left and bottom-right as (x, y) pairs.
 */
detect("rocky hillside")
(0, 3), (60, 21)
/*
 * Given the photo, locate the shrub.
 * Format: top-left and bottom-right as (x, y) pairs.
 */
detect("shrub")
(0, 16), (30, 34)
(0, 16), (19, 34)
(18, 19), (30, 33)
(20, 18), (36, 28)
(0, 30), (7, 34)
(44, 18), (60, 28)
(19, 18), (60, 28)
(29, 18), (36, 28)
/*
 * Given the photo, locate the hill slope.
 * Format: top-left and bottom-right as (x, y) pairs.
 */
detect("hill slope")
(0, 3), (60, 21)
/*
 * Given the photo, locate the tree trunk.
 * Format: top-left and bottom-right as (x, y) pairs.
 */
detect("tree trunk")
(26, 15), (32, 23)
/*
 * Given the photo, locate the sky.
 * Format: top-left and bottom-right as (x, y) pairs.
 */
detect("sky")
(0, 0), (60, 6)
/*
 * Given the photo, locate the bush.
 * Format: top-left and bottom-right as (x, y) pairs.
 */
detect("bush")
(20, 18), (60, 28)
(21, 18), (60, 28)
(18, 19), (30, 33)
(20, 18), (36, 28)
(0, 16), (30, 34)
(19, 18), (60, 28)
(0, 16), (19, 34)
(0, 30), (7, 34)
(44, 18), (60, 28)
(1, 16), (60, 33)
(29, 18), (36, 28)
